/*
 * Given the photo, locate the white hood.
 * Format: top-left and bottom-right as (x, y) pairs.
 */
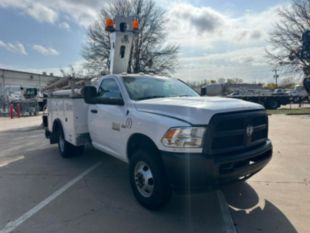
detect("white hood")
(134, 96), (264, 125)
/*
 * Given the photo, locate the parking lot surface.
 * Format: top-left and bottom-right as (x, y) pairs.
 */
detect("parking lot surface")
(0, 114), (309, 233)
(223, 114), (310, 233)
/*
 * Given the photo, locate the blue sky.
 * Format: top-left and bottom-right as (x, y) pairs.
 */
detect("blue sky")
(0, 2), (86, 72)
(0, 0), (290, 82)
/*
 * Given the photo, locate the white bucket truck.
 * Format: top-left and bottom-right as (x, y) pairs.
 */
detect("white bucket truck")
(44, 16), (272, 209)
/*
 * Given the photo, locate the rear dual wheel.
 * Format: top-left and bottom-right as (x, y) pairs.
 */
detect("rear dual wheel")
(266, 99), (280, 109)
(58, 127), (84, 158)
(293, 96), (301, 103)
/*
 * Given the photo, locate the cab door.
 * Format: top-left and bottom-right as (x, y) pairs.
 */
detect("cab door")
(88, 78), (127, 160)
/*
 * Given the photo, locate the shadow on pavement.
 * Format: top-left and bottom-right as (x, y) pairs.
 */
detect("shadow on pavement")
(0, 128), (299, 233)
(78, 147), (226, 233)
(221, 182), (297, 233)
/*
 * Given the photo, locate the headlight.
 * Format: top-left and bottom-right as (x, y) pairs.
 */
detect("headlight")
(161, 127), (206, 148)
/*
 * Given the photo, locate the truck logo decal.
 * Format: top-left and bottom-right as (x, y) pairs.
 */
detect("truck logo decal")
(126, 118), (132, 128)
(121, 118), (132, 129)
(112, 122), (121, 131)
(246, 125), (254, 137)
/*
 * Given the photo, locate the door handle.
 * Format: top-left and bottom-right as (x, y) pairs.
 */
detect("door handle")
(91, 109), (98, 114)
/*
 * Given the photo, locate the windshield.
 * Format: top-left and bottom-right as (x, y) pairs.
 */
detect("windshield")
(122, 76), (199, 101)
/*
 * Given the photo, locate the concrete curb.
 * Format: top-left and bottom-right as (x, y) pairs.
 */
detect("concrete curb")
(217, 191), (237, 233)
(286, 113), (310, 115)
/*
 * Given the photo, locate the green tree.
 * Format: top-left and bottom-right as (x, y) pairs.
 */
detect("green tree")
(264, 83), (278, 90)
(226, 78), (243, 84)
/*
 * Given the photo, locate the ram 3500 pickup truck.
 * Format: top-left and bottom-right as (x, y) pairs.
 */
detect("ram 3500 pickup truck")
(44, 74), (272, 209)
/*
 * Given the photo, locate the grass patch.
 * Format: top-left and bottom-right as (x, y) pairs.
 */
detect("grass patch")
(267, 107), (310, 115)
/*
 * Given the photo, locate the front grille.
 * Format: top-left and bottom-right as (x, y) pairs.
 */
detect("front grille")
(204, 110), (268, 155)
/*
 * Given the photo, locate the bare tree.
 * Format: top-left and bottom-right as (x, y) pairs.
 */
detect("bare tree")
(82, 0), (178, 76)
(60, 65), (77, 79)
(279, 77), (297, 88)
(226, 78), (243, 84)
(60, 65), (87, 79)
(267, 0), (310, 75)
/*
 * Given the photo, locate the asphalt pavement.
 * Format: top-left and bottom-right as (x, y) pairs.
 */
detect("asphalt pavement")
(0, 121), (230, 233)
(0, 114), (309, 233)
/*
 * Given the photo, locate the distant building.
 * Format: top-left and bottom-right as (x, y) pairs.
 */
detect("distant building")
(0, 68), (61, 95)
(225, 83), (264, 90)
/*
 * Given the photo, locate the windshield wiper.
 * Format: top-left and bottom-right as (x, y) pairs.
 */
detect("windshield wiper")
(137, 96), (166, 100)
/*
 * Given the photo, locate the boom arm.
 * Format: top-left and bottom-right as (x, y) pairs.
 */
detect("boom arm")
(106, 16), (139, 74)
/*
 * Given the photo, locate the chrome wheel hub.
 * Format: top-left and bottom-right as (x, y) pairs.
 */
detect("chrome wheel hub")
(134, 161), (154, 198)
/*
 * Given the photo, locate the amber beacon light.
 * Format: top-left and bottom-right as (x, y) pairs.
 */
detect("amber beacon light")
(105, 18), (114, 32)
(132, 19), (139, 31)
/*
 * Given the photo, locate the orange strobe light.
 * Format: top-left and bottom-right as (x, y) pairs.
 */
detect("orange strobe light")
(105, 18), (114, 32)
(132, 19), (139, 31)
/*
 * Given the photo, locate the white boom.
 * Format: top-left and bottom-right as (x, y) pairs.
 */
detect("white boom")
(108, 16), (137, 74)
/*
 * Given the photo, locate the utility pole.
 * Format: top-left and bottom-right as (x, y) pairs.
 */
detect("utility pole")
(273, 68), (279, 87)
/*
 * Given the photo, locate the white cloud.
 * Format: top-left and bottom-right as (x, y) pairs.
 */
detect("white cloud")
(0, 0), (58, 24)
(25, 3), (58, 23)
(0, 0), (98, 27)
(166, 3), (282, 48)
(33, 44), (59, 56)
(0, 40), (27, 55)
(169, 3), (227, 34)
(54, 1), (98, 28)
(59, 22), (71, 31)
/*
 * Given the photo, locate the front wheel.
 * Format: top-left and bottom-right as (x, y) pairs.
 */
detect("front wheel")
(129, 149), (171, 210)
(293, 96), (300, 103)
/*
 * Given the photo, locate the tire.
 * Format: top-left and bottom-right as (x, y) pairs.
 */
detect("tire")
(57, 126), (84, 158)
(293, 96), (300, 103)
(129, 149), (171, 210)
(266, 99), (279, 109)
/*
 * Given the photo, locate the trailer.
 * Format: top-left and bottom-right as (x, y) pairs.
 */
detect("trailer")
(229, 95), (292, 109)
(201, 84), (294, 109)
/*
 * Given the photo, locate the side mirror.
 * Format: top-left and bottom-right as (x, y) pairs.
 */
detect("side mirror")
(304, 77), (310, 95)
(82, 86), (97, 104)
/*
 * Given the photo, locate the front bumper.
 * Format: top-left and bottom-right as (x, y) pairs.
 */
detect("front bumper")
(161, 140), (272, 193)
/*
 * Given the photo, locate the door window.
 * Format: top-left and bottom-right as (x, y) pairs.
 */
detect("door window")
(98, 78), (123, 99)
